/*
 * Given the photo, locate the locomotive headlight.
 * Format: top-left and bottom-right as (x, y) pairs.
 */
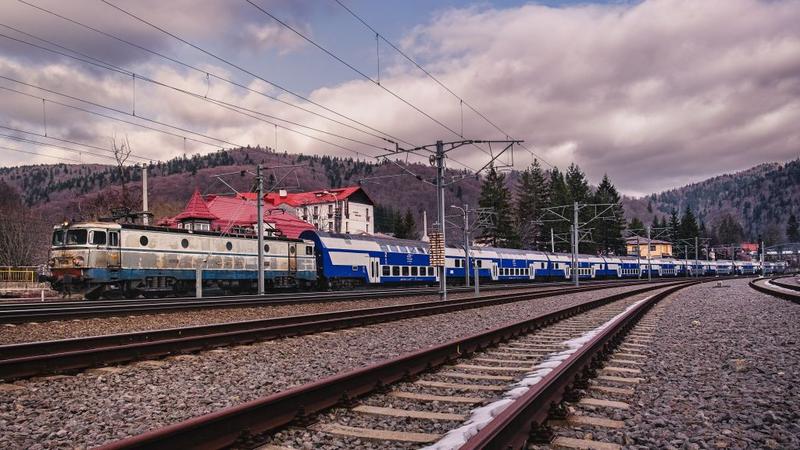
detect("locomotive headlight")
(72, 256), (84, 266)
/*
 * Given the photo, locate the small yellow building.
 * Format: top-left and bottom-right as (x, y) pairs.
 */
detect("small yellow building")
(626, 236), (673, 258)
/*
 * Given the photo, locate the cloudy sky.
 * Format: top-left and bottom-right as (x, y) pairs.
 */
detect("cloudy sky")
(0, 0), (798, 196)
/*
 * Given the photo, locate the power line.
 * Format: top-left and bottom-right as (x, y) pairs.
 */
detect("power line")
(17, 0), (411, 150)
(14, 0), (477, 171)
(245, 0), (494, 164)
(0, 144), (81, 163)
(0, 25), (388, 157)
(333, 0), (554, 168)
(0, 133), (118, 162)
(94, 0), (478, 170)
(0, 124), (150, 162)
(0, 77), (237, 148)
(95, 0), (419, 149)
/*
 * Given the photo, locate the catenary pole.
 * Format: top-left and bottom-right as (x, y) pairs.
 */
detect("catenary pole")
(572, 201), (579, 287)
(646, 225), (652, 282)
(435, 141), (447, 301)
(256, 164), (265, 295)
(463, 204), (470, 288)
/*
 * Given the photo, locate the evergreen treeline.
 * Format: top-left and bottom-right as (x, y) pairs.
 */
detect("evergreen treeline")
(374, 204), (418, 239)
(477, 160), (627, 255)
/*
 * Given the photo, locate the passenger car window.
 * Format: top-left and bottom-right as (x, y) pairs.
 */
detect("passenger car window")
(402, 266), (409, 276)
(411, 267), (418, 276)
(382, 266), (390, 276)
(392, 266), (400, 276)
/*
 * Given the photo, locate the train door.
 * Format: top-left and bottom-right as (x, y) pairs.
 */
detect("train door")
(288, 243), (297, 274)
(107, 230), (121, 268)
(368, 257), (381, 283)
(491, 263), (499, 281)
(528, 263), (536, 280)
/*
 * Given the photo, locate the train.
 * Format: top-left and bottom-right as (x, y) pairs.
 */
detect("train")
(48, 221), (784, 299)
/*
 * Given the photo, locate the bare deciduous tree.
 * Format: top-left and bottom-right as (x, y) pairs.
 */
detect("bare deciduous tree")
(0, 181), (45, 265)
(112, 133), (133, 209)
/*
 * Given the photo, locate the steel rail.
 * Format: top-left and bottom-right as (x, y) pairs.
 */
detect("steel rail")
(459, 281), (695, 449)
(0, 281), (672, 380)
(0, 279), (650, 324)
(96, 280), (702, 450)
(769, 276), (800, 292)
(749, 278), (800, 304)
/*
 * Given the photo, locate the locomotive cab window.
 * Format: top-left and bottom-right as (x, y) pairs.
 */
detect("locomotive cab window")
(52, 230), (64, 246)
(66, 229), (88, 245)
(109, 232), (119, 247)
(90, 230), (106, 245)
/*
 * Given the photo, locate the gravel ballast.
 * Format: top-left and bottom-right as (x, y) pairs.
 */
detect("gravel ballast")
(0, 287), (560, 345)
(0, 283), (656, 449)
(621, 278), (800, 449)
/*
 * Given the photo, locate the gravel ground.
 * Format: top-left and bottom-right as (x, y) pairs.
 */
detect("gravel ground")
(624, 278), (800, 449)
(0, 283), (657, 449)
(0, 287), (554, 345)
(556, 278), (800, 449)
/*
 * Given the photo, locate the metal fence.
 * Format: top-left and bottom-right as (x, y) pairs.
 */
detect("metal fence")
(0, 267), (37, 283)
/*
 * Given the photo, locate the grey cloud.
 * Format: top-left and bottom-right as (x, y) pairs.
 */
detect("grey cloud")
(2, 0), (799, 198)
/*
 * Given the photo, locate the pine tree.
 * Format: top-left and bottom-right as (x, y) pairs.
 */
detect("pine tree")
(679, 205), (700, 240)
(547, 168), (570, 252)
(786, 213), (799, 241)
(565, 163), (593, 252)
(668, 209), (680, 242)
(515, 159), (549, 249)
(592, 174), (625, 255)
(628, 217), (645, 233)
(478, 165), (518, 248)
(716, 214), (744, 244)
(394, 209), (418, 240)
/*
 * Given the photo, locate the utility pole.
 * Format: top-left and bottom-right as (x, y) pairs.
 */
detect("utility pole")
(435, 141), (447, 300)
(450, 204), (470, 288)
(550, 228), (555, 253)
(256, 164), (265, 295)
(572, 202), (579, 286)
(685, 244), (689, 277)
(637, 236), (641, 279)
(646, 225), (652, 282)
(695, 236), (699, 278)
(141, 163), (149, 225)
(462, 204), (470, 288)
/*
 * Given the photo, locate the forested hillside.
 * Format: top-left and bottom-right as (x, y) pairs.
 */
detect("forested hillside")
(625, 159), (800, 245)
(1, 146), (798, 264)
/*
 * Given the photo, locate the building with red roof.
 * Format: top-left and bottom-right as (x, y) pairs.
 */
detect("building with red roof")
(158, 190), (314, 239)
(159, 185), (374, 238)
(264, 186), (374, 235)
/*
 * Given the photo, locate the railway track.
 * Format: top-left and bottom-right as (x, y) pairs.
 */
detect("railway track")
(748, 277), (800, 304)
(0, 279), (652, 324)
(0, 280), (678, 381)
(93, 279), (703, 450)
